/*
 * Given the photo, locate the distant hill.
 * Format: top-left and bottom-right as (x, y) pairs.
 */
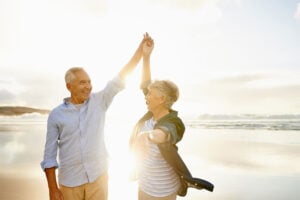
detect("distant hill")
(0, 106), (50, 116)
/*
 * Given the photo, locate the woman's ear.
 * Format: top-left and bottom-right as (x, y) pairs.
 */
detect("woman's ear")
(160, 94), (166, 104)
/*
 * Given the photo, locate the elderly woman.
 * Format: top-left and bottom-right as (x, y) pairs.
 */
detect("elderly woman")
(130, 79), (184, 200)
(129, 35), (214, 200)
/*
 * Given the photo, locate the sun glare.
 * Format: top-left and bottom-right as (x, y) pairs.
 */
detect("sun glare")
(108, 149), (138, 200)
(105, 114), (140, 200)
(106, 138), (139, 200)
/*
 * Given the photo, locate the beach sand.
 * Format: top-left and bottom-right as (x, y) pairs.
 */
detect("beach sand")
(0, 170), (48, 200)
(1, 123), (300, 200)
(177, 128), (300, 200)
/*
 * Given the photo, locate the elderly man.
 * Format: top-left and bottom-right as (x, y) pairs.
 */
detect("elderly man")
(41, 33), (153, 200)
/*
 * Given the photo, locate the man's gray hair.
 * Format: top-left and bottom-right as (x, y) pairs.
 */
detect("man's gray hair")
(65, 67), (84, 83)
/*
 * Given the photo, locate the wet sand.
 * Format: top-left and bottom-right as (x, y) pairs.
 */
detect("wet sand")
(1, 123), (300, 200)
(0, 170), (48, 200)
(177, 128), (300, 200)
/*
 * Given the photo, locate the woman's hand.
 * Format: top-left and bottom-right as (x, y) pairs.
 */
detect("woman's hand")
(142, 32), (154, 57)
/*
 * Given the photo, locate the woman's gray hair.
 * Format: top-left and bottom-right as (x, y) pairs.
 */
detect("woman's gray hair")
(148, 80), (179, 109)
(65, 67), (84, 83)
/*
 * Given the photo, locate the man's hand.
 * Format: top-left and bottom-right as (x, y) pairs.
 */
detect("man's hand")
(45, 167), (64, 200)
(49, 188), (64, 200)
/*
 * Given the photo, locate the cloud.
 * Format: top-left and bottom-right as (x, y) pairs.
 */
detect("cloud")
(180, 72), (300, 114)
(0, 78), (26, 105)
(0, 89), (16, 104)
(208, 74), (266, 86)
(0, 0), (226, 70)
(0, 70), (66, 109)
(295, 3), (300, 19)
(150, 0), (207, 10)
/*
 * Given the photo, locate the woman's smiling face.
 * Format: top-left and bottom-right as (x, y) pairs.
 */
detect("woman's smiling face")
(145, 88), (165, 113)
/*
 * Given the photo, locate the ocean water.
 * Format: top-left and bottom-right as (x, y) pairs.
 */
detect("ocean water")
(186, 114), (300, 131)
(0, 114), (300, 200)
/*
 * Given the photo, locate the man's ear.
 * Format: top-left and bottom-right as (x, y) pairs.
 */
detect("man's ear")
(66, 83), (71, 91)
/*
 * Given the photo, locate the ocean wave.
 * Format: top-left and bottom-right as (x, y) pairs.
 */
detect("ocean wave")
(185, 114), (300, 131)
(0, 113), (48, 125)
(1, 114), (299, 131)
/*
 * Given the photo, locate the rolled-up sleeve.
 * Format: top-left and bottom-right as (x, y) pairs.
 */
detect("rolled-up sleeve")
(40, 113), (59, 171)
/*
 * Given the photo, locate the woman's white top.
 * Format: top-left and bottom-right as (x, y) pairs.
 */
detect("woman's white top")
(138, 118), (180, 197)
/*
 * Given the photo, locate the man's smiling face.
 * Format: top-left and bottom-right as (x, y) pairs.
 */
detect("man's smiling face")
(67, 69), (92, 104)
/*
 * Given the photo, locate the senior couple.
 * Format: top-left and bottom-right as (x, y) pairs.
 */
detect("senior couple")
(41, 32), (213, 200)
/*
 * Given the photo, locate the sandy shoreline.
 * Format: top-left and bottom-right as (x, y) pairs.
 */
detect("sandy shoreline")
(0, 172), (48, 200)
(1, 126), (300, 200)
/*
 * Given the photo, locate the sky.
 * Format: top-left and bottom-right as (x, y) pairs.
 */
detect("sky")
(1, 0), (300, 117)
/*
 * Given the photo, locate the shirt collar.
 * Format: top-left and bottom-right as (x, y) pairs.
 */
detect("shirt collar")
(63, 97), (90, 105)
